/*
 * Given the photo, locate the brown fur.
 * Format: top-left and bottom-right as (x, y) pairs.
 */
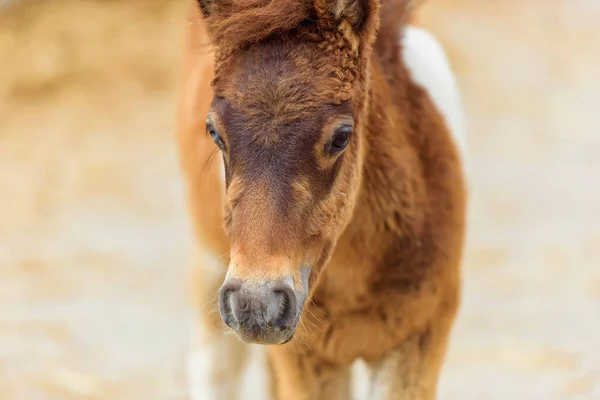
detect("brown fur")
(177, 0), (466, 398)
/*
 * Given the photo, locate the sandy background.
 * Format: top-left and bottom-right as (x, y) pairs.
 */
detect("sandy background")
(1, 0), (599, 399)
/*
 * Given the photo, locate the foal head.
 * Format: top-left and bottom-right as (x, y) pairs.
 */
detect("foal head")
(199, 0), (380, 344)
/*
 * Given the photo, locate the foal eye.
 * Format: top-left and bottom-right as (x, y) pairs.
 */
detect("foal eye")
(328, 125), (353, 154)
(206, 119), (225, 150)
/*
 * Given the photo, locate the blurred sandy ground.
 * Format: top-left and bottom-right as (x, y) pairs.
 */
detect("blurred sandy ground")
(0, 0), (598, 399)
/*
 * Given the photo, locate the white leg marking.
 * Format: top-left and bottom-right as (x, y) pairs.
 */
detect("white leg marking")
(187, 320), (244, 400)
(239, 344), (270, 400)
(402, 26), (469, 175)
(351, 359), (372, 400)
(367, 358), (393, 399)
(187, 326), (270, 400)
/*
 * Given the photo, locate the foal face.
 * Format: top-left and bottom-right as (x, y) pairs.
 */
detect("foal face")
(210, 39), (365, 344)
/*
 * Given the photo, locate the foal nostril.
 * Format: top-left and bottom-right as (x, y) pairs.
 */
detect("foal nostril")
(271, 283), (298, 329)
(219, 280), (241, 327)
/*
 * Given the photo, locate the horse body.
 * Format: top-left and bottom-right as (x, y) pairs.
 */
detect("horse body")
(177, 0), (467, 398)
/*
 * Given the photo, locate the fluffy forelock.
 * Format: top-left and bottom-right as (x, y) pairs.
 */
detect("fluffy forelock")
(202, 0), (314, 52)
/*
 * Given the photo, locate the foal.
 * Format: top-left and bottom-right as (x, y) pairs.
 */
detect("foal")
(176, 0), (467, 398)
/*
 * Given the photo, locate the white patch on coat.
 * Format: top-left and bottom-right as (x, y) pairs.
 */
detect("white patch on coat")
(402, 26), (469, 174)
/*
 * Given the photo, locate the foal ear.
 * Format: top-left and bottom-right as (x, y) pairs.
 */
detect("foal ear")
(316, 0), (380, 40)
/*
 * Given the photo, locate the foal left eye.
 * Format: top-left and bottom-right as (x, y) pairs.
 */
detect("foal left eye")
(206, 120), (225, 150)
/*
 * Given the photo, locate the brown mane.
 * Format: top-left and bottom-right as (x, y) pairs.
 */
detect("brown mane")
(198, 0), (409, 96)
(199, 0), (380, 104)
(200, 0), (311, 52)
(199, 0), (410, 50)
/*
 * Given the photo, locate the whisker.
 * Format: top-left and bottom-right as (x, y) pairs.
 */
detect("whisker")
(199, 287), (221, 310)
(303, 309), (324, 332)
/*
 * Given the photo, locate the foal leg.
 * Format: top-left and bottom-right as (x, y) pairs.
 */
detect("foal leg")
(188, 317), (247, 400)
(268, 345), (352, 400)
(186, 252), (248, 400)
(367, 303), (457, 400)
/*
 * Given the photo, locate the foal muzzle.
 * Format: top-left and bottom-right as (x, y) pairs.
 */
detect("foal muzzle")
(218, 266), (310, 345)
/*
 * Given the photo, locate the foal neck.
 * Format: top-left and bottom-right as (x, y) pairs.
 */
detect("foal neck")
(351, 50), (425, 246)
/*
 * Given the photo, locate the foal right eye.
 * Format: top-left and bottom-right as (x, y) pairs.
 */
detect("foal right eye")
(206, 120), (225, 150)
